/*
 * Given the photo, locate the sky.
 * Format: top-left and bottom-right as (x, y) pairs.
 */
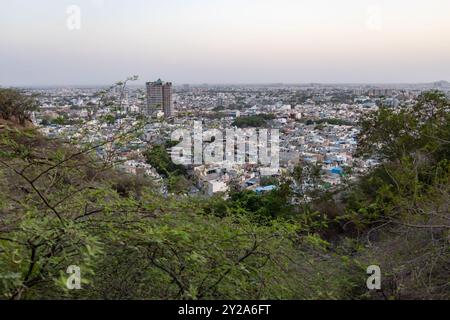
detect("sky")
(1, 0), (450, 86)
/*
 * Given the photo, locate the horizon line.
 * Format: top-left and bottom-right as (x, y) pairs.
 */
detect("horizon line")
(2, 80), (449, 89)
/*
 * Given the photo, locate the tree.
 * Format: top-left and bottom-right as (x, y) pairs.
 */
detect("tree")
(0, 89), (38, 125)
(357, 90), (450, 162)
(337, 91), (450, 299)
(232, 114), (275, 128)
(0, 79), (147, 299)
(0, 126), (354, 299)
(144, 144), (186, 178)
(260, 176), (278, 186)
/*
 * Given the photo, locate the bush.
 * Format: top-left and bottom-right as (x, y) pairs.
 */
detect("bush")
(0, 89), (38, 125)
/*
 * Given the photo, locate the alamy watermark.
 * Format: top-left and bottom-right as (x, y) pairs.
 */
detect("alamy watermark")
(66, 5), (81, 31)
(170, 121), (279, 173)
(366, 5), (383, 31)
(66, 265), (82, 290)
(366, 265), (381, 290)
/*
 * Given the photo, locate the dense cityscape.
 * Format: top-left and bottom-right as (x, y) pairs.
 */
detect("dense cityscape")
(28, 80), (450, 197)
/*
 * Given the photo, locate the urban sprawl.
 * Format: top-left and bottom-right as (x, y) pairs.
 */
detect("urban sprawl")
(28, 80), (450, 198)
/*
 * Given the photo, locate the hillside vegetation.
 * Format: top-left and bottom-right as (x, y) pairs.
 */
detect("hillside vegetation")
(0, 88), (448, 300)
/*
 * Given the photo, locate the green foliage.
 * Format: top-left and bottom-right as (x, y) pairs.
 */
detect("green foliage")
(357, 90), (450, 162)
(0, 126), (114, 299)
(232, 114), (275, 128)
(144, 143), (186, 177)
(301, 118), (354, 126)
(167, 175), (191, 194)
(333, 91), (450, 299)
(87, 207), (304, 299)
(50, 116), (69, 126)
(0, 125), (360, 300)
(143, 141), (191, 194)
(260, 176), (279, 186)
(2, 88), (448, 300)
(0, 89), (38, 125)
(101, 114), (116, 125)
(226, 183), (294, 221)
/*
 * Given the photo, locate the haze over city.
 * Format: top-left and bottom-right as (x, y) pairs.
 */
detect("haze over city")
(1, 0), (450, 86)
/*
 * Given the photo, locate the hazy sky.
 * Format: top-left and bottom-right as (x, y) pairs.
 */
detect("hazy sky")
(1, 0), (450, 86)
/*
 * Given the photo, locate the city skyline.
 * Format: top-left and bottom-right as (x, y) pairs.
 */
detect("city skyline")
(1, 0), (450, 86)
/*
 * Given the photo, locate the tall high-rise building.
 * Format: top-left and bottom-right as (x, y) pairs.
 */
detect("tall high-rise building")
(145, 79), (174, 117)
(162, 82), (174, 118)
